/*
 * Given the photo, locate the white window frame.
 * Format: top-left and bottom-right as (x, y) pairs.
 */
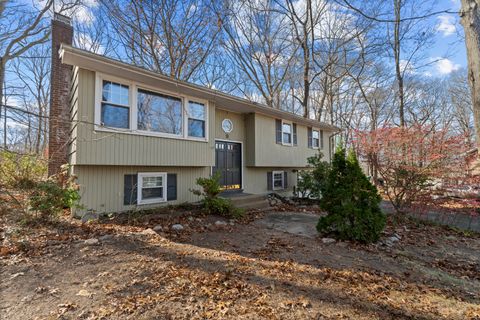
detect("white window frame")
(94, 72), (209, 142)
(186, 100), (207, 139)
(137, 172), (167, 205)
(281, 121), (293, 146)
(312, 129), (320, 149)
(95, 74), (133, 131)
(272, 170), (284, 190)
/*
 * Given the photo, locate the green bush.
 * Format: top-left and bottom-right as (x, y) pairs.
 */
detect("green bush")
(29, 180), (80, 217)
(317, 146), (386, 243)
(296, 152), (330, 199)
(0, 151), (80, 222)
(0, 151), (47, 189)
(190, 172), (244, 219)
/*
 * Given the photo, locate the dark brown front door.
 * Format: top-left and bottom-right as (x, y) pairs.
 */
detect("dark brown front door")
(214, 141), (241, 190)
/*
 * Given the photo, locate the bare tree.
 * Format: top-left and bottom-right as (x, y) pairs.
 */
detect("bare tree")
(459, 0), (480, 148)
(0, 0), (81, 149)
(275, 0), (327, 117)
(339, 0), (438, 127)
(13, 45), (51, 153)
(73, 6), (114, 55)
(101, 0), (220, 82)
(215, 0), (299, 109)
(0, 0), (52, 149)
(447, 69), (475, 146)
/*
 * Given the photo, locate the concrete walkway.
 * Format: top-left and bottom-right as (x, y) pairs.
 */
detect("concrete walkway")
(256, 212), (320, 238)
(381, 201), (480, 233)
(258, 204), (480, 238)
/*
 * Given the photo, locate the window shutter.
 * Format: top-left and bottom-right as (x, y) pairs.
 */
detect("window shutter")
(275, 119), (282, 144)
(307, 127), (312, 148)
(292, 123), (297, 146)
(283, 171), (288, 189)
(167, 173), (177, 201)
(320, 130), (324, 149)
(267, 172), (273, 191)
(124, 174), (138, 205)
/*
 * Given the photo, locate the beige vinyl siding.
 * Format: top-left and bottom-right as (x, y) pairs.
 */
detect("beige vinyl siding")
(73, 69), (215, 166)
(73, 165), (210, 214)
(245, 114), (256, 166)
(69, 66), (79, 165)
(73, 165), (299, 214)
(215, 109), (246, 142)
(246, 113), (331, 167)
(243, 167), (299, 195)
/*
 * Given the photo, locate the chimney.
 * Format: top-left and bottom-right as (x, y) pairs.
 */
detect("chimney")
(48, 13), (73, 176)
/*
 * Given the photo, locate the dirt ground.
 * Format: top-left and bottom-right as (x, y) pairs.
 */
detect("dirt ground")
(1, 207), (480, 320)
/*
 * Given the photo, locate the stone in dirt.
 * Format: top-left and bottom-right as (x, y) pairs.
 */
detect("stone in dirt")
(98, 234), (114, 242)
(171, 224), (184, 231)
(84, 238), (99, 246)
(321, 238), (336, 244)
(81, 212), (99, 223)
(215, 220), (228, 226)
(153, 225), (163, 232)
(384, 234), (401, 247)
(76, 289), (93, 298)
(140, 228), (157, 235)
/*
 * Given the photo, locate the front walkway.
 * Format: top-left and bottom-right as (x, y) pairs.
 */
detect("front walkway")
(381, 201), (480, 233)
(256, 211), (319, 238)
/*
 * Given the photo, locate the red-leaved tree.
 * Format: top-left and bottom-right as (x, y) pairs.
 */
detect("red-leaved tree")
(354, 124), (473, 212)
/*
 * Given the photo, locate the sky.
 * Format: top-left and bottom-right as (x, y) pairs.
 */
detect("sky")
(66, 0), (469, 78)
(424, 0), (467, 76)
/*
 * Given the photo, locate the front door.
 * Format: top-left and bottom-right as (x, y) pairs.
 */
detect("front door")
(214, 141), (241, 190)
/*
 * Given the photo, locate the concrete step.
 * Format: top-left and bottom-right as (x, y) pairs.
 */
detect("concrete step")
(235, 199), (271, 210)
(225, 194), (268, 206)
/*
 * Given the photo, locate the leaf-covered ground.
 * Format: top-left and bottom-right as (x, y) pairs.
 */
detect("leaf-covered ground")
(1, 207), (479, 319)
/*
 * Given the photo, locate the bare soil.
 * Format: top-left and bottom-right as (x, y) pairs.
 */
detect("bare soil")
(1, 207), (479, 320)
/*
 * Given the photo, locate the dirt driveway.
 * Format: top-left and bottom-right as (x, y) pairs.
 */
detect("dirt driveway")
(1, 209), (479, 319)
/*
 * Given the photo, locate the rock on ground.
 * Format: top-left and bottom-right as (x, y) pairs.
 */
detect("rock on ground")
(171, 224), (184, 231)
(84, 238), (99, 246)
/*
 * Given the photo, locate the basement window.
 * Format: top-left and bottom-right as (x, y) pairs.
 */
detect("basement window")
(100, 80), (130, 129)
(273, 171), (284, 190)
(138, 172), (167, 204)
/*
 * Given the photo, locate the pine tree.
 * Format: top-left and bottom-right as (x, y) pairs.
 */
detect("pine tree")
(317, 146), (386, 243)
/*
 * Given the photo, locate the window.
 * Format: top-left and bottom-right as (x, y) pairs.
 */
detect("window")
(312, 129), (320, 148)
(137, 89), (182, 135)
(188, 101), (206, 138)
(96, 74), (209, 141)
(101, 80), (130, 128)
(273, 171), (284, 190)
(138, 172), (167, 204)
(282, 122), (292, 145)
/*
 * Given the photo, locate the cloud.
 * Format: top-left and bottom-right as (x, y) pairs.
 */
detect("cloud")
(72, 0), (99, 25)
(436, 15), (456, 36)
(434, 58), (460, 75)
(75, 32), (105, 54)
(32, 0), (98, 25)
(399, 59), (415, 75)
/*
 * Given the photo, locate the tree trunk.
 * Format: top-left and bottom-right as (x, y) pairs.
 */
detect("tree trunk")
(0, 59), (5, 149)
(460, 0), (480, 149)
(393, 0), (406, 127)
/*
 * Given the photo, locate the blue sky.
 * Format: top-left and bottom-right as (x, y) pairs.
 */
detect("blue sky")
(424, 0), (467, 76)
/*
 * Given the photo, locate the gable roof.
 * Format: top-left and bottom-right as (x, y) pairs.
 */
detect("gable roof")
(60, 44), (339, 131)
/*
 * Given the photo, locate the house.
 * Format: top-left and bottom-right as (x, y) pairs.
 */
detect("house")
(48, 14), (338, 215)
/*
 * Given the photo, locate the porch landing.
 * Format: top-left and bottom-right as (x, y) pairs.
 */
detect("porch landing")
(220, 192), (271, 210)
